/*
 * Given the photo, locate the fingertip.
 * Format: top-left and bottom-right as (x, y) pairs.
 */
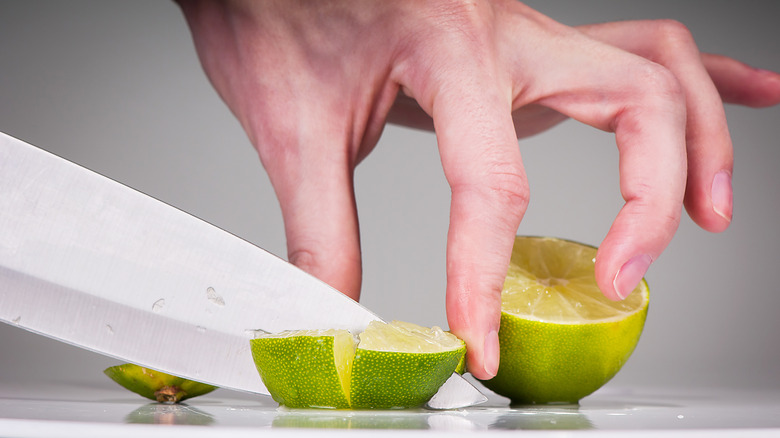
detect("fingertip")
(685, 169), (733, 234)
(595, 220), (662, 302)
(482, 329), (500, 378)
(710, 170), (733, 226)
(453, 327), (500, 381)
(612, 254), (652, 301)
(595, 249), (653, 302)
(594, 248), (622, 302)
(446, 282), (502, 380)
(703, 54), (780, 108)
(753, 68), (780, 107)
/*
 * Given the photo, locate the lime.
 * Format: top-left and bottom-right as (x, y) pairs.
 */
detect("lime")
(250, 320), (465, 409)
(104, 363), (217, 403)
(479, 236), (649, 404)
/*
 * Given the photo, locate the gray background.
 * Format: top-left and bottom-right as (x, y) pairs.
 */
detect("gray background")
(1, 1), (778, 394)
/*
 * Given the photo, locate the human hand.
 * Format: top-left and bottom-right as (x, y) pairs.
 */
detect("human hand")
(175, 0), (780, 380)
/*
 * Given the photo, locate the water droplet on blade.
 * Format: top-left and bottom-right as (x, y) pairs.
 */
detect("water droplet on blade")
(12, 316), (21, 324)
(206, 287), (225, 307)
(244, 328), (270, 338)
(152, 299), (166, 312)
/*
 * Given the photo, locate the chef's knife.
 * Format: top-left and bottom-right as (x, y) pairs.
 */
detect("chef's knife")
(0, 132), (486, 409)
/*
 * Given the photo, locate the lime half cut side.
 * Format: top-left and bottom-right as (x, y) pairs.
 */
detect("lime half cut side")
(480, 236), (649, 405)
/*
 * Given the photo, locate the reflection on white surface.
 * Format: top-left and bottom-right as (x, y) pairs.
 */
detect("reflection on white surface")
(125, 403), (215, 426)
(2, 380), (780, 437)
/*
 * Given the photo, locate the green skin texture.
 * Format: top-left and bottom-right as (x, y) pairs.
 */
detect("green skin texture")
(251, 335), (350, 409)
(104, 363), (217, 403)
(251, 336), (465, 409)
(350, 347), (464, 409)
(480, 305), (648, 404)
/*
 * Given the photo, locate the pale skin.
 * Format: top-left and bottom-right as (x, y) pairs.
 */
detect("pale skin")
(175, 0), (780, 380)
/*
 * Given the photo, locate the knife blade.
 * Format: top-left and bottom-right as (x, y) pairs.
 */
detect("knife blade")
(0, 132), (486, 409)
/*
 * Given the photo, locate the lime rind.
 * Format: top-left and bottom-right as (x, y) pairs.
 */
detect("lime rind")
(486, 302), (648, 404)
(104, 363), (217, 403)
(350, 346), (465, 409)
(482, 235), (650, 404)
(251, 332), (353, 409)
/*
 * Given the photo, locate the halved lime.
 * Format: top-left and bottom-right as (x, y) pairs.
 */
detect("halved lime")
(479, 236), (649, 404)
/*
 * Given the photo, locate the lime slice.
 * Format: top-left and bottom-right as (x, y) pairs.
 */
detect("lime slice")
(104, 363), (217, 403)
(250, 320), (465, 409)
(480, 236), (649, 404)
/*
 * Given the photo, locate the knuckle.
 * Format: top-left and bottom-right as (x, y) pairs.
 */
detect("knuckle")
(618, 62), (685, 124)
(650, 19), (697, 51)
(453, 158), (529, 215)
(623, 182), (683, 232)
(486, 163), (530, 212)
(422, 0), (493, 43)
(639, 62), (684, 102)
(288, 248), (317, 273)
(431, 0), (482, 25)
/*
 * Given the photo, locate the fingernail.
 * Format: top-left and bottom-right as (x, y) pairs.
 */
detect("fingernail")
(613, 254), (652, 300)
(483, 329), (500, 378)
(712, 171), (733, 222)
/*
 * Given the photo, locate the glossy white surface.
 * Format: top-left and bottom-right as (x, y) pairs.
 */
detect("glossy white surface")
(2, 379), (780, 437)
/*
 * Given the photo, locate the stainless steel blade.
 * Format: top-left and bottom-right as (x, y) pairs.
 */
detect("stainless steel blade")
(0, 132), (381, 394)
(0, 132), (486, 409)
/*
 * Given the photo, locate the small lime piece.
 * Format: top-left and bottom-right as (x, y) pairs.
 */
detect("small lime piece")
(104, 363), (217, 403)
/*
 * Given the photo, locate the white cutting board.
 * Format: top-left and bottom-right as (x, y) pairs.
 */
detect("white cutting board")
(2, 378), (780, 437)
